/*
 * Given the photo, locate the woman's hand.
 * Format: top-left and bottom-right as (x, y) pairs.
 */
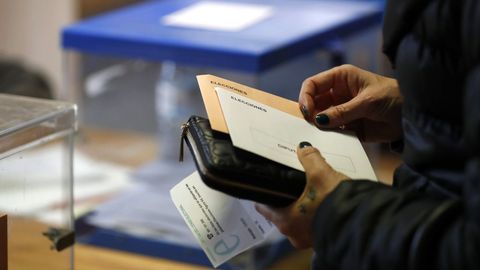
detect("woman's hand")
(255, 142), (349, 249)
(299, 64), (403, 142)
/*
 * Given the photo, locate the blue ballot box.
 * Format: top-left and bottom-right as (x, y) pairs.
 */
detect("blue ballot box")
(61, 0), (383, 269)
(61, 0), (384, 157)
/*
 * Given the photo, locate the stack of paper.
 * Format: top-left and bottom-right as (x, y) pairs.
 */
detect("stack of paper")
(170, 75), (377, 268)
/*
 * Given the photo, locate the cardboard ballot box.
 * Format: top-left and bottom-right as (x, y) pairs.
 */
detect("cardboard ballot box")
(0, 94), (76, 270)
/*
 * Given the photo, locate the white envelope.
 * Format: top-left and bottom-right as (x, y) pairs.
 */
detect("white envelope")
(215, 87), (377, 180)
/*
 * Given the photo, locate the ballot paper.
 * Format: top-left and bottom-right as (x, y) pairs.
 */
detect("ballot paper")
(215, 87), (377, 180)
(170, 171), (274, 267)
(162, 1), (273, 32)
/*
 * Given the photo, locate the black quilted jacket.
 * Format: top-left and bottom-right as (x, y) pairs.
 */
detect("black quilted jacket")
(312, 1), (480, 269)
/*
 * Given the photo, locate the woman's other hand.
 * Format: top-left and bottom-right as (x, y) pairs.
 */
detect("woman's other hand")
(299, 64), (403, 142)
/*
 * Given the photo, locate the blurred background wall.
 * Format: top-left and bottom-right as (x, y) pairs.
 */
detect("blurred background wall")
(0, 0), (141, 98)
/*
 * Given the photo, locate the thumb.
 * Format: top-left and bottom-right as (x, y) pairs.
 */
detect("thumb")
(314, 98), (366, 128)
(297, 142), (332, 176)
(297, 142), (347, 197)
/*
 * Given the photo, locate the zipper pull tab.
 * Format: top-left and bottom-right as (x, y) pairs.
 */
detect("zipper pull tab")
(179, 122), (189, 162)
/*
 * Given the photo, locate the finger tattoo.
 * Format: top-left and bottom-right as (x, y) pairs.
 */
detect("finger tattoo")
(298, 204), (307, 214)
(307, 187), (316, 201)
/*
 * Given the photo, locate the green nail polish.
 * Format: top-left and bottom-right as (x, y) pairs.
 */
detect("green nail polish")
(315, 114), (329, 125)
(299, 141), (312, 148)
(300, 105), (309, 118)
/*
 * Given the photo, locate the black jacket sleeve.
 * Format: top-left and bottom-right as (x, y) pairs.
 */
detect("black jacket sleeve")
(312, 179), (477, 270)
(313, 120), (480, 270)
(311, 2), (480, 270)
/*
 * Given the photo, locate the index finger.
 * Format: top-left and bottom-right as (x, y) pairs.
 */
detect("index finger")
(299, 69), (336, 121)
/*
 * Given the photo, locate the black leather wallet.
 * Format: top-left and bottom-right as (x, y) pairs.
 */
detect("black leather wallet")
(179, 115), (306, 207)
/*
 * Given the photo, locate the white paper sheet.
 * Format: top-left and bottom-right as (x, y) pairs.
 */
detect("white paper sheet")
(215, 87), (377, 180)
(162, 1), (273, 32)
(170, 171), (274, 267)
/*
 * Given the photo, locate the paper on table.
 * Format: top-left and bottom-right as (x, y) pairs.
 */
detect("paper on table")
(170, 171), (274, 267)
(197, 74), (303, 133)
(87, 180), (199, 247)
(215, 87), (377, 180)
(162, 1), (273, 32)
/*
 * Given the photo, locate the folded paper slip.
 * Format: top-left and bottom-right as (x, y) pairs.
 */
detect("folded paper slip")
(179, 115), (306, 207)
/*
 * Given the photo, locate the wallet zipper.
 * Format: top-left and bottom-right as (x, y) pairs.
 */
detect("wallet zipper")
(179, 122), (190, 162)
(180, 122), (211, 177)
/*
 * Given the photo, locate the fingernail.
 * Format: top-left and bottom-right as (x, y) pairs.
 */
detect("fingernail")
(315, 113), (329, 125)
(300, 104), (309, 118)
(299, 141), (312, 148)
